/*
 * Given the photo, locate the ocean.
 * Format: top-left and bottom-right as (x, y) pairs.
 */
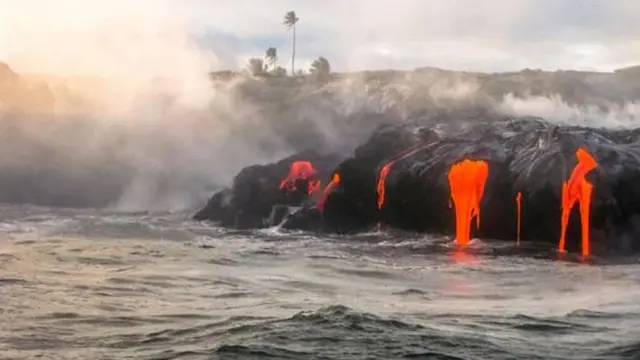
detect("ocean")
(1, 204), (639, 360)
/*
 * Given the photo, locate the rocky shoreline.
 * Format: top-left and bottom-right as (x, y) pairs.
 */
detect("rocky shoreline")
(195, 112), (640, 256)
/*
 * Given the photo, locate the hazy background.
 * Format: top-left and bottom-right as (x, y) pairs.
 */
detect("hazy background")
(2, 0), (640, 73)
(0, 0), (639, 212)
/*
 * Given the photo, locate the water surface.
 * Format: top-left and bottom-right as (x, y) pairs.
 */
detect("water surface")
(1, 205), (639, 359)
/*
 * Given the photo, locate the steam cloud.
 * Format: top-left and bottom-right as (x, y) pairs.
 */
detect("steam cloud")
(0, 1), (638, 212)
(0, 1), (282, 211)
(498, 94), (640, 128)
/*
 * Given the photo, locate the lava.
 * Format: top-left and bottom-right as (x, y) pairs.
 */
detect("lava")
(317, 173), (341, 213)
(377, 162), (393, 210)
(559, 148), (598, 256)
(376, 144), (435, 210)
(516, 192), (522, 245)
(280, 161), (321, 195)
(447, 159), (489, 246)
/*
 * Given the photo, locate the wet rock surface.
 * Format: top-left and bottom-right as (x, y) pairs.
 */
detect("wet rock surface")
(195, 112), (640, 254)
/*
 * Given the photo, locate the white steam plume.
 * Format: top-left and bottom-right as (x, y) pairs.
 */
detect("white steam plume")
(0, 1), (289, 211)
(498, 94), (640, 128)
(0, 1), (638, 213)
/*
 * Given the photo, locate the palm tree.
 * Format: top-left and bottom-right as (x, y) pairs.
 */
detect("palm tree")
(310, 56), (331, 80)
(265, 47), (277, 72)
(283, 11), (299, 76)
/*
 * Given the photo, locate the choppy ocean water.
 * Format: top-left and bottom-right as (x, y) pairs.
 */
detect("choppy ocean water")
(1, 205), (640, 360)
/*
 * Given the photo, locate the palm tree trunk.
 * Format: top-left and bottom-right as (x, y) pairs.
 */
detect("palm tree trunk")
(291, 24), (296, 76)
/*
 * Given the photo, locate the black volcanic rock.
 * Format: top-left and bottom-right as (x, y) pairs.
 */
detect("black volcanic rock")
(195, 112), (640, 255)
(332, 117), (640, 254)
(193, 150), (344, 229)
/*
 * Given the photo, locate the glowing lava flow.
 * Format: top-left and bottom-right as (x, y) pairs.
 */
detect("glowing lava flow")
(317, 173), (341, 213)
(447, 159), (489, 246)
(377, 163), (393, 210)
(516, 192), (522, 245)
(559, 148), (598, 256)
(376, 145), (434, 210)
(280, 161), (321, 195)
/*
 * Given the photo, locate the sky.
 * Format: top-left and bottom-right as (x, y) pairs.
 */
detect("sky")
(0, 0), (639, 75)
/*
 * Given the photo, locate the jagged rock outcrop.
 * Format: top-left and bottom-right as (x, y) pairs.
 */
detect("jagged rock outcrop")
(195, 112), (640, 255)
(193, 150), (344, 229)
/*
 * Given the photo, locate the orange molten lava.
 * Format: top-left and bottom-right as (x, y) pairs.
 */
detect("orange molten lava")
(377, 163), (393, 210)
(447, 159), (489, 246)
(516, 192), (522, 245)
(559, 148), (597, 256)
(317, 173), (341, 213)
(280, 161), (321, 195)
(376, 145), (433, 210)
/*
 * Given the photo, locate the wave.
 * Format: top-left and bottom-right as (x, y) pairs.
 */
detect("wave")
(3, 206), (639, 360)
(134, 305), (511, 360)
(73, 304), (632, 360)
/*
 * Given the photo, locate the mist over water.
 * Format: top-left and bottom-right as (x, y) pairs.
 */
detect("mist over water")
(0, 1), (639, 212)
(0, 1), (299, 211)
(0, 1), (218, 210)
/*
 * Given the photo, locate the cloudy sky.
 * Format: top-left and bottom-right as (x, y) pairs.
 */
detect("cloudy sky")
(1, 0), (639, 75)
(193, 0), (640, 72)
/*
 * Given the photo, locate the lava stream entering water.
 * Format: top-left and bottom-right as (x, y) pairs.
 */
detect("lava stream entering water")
(447, 159), (489, 246)
(376, 144), (435, 210)
(280, 161), (321, 195)
(559, 148), (597, 256)
(377, 163), (393, 210)
(317, 173), (341, 213)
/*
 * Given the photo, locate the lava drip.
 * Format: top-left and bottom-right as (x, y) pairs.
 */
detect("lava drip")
(317, 173), (341, 213)
(376, 144), (435, 210)
(559, 148), (598, 256)
(377, 163), (393, 210)
(447, 159), (489, 246)
(280, 161), (321, 195)
(516, 192), (522, 245)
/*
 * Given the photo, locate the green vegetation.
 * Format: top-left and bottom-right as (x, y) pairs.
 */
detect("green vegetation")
(244, 10), (333, 82)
